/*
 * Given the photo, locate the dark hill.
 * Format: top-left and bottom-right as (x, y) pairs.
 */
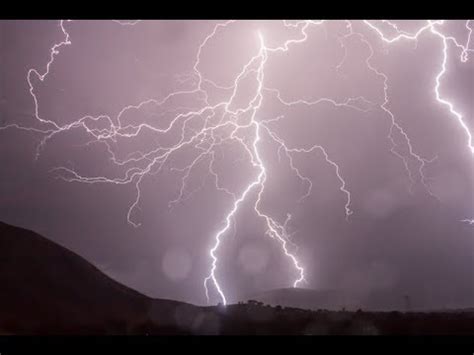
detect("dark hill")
(0, 221), (191, 334)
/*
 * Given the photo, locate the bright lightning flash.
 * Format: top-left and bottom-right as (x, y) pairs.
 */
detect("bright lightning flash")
(1, 20), (473, 305)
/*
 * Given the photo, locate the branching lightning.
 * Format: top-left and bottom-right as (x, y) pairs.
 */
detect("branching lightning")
(1, 19), (473, 305)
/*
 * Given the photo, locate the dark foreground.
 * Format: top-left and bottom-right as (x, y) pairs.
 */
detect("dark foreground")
(129, 302), (474, 335)
(1, 221), (473, 335)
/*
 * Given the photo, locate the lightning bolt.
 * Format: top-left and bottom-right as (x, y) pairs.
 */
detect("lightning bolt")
(364, 20), (473, 156)
(1, 20), (472, 306)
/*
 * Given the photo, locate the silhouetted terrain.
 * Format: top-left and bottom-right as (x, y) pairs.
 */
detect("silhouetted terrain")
(0, 221), (185, 334)
(246, 287), (417, 312)
(1, 221), (473, 335)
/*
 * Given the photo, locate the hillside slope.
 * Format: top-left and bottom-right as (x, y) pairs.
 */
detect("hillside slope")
(0, 221), (187, 334)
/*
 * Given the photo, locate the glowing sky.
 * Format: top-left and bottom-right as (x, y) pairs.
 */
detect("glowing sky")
(0, 20), (472, 308)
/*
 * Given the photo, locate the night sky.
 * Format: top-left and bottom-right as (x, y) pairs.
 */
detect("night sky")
(0, 20), (472, 308)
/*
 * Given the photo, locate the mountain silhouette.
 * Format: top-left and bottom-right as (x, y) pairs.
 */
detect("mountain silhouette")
(0, 221), (191, 334)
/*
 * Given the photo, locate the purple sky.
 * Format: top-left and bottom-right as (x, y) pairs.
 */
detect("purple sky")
(0, 20), (472, 308)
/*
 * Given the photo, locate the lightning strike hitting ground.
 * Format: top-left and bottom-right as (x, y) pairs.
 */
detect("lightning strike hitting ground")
(1, 20), (472, 305)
